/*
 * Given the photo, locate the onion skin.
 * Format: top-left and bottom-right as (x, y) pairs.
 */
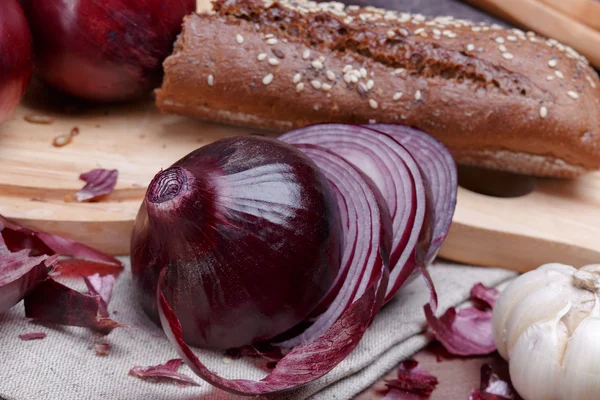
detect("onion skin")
(20, 0), (195, 102)
(0, 0), (33, 122)
(131, 136), (342, 349)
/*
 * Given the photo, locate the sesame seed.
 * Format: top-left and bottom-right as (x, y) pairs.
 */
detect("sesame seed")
(539, 106), (548, 118)
(358, 82), (368, 94)
(546, 75), (555, 81)
(567, 91), (579, 99)
(264, 33), (274, 39)
(506, 35), (517, 42)
(262, 74), (274, 85)
(399, 28), (409, 36)
(555, 70), (564, 79)
(366, 79), (374, 90)
(414, 27), (425, 35)
(296, 82), (305, 92)
(257, 53), (267, 61)
(502, 53), (514, 60)
(548, 59), (557, 68)
(446, 32), (457, 38)
(268, 57), (280, 66)
(343, 65), (352, 73)
(322, 83), (332, 91)
(266, 38), (278, 45)
(311, 80), (322, 89)
(317, 56), (325, 63)
(369, 99), (378, 109)
(415, 90), (422, 100)
(326, 70), (336, 81)
(393, 68), (406, 75)
(433, 29), (442, 36)
(393, 92), (403, 100)
(387, 30), (395, 39)
(236, 34), (244, 44)
(360, 68), (367, 78)
(302, 50), (310, 60)
(587, 76), (597, 89)
(207, 74), (214, 86)
(293, 73), (302, 84)
(343, 74), (353, 83)
(311, 60), (324, 70)
(467, 44), (475, 51)
(495, 37), (505, 44)
(498, 44), (507, 52)
(472, 26), (482, 32)
(351, 75), (359, 83)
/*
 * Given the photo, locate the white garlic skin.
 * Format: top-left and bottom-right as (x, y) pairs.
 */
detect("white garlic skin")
(492, 263), (600, 400)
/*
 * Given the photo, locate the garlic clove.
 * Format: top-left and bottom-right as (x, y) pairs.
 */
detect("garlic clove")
(559, 296), (600, 400)
(493, 263), (574, 359)
(504, 282), (576, 358)
(509, 303), (570, 400)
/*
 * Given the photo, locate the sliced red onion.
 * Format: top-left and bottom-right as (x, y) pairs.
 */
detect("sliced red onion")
(384, 359), (439, 398)
(24, 278), (125, 335)
(469, 364), (514, 400)
(280, 124), (425, 302)
(129, 359), (199, 387)
(424, 304), (495, 356)
(368, 124), (457, 265)
(0, 214), (123, 275)
(471, 283), (500, 309)
(76, 168), (118, 202)
(18, 331), (47, 341)
(0, 228), (58, 313)
(156, 145), (389, 395)
(277, 144), (390, 347)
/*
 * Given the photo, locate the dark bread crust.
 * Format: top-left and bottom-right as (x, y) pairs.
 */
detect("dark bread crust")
(156, 0), (600, 178)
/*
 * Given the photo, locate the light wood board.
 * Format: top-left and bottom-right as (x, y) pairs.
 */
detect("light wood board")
(1, 83), (599, 272)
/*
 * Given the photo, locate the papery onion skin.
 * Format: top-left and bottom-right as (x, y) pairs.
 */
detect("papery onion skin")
(0, 0), (33, 122)
(19, 0), (195, 102)
(131, 136), (342, 349)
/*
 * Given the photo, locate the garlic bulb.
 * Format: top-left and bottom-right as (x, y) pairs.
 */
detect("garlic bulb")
(493, 263), (600, 400)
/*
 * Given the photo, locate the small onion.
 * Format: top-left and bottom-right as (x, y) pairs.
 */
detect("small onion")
(20, 0), (195, 102)
(131, 136), (342, 349)
(0, 0), (33, 122)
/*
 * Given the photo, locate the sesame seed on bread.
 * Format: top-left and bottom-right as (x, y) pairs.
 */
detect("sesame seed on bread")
(156, 0), (600, 178)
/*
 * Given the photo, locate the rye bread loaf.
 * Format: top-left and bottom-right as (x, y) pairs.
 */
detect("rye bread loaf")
(156, 0), (600, 178)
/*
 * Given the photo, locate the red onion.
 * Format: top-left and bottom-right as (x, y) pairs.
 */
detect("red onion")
(0, 0), (33, 122)
(131, 136), (343, 349)
(20, 0), (195, 102)
(131, 125), (457, 395)
(156, 142), (389, 395)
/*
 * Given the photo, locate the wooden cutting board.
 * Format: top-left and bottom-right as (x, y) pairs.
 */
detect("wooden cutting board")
(1, 82), (599, 273)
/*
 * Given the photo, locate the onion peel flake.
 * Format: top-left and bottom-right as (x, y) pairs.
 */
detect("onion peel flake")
(24, 278), (126, 335)
(76, 168), (118, 202)
(129, 358), (199, 387)
(424, 304), (495, 356)
(469, 364), (514, 400)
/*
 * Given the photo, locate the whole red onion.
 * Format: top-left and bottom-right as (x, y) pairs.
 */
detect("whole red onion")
(20, 0), (195, 102)
(131, 136), (342, 349)
(0, 0), (33, 122)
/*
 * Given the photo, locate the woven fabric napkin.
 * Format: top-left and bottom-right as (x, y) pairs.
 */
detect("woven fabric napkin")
(0, 258), (515, 400)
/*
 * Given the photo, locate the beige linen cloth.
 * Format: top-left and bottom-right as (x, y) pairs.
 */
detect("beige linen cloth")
(0, 258), (514, 399)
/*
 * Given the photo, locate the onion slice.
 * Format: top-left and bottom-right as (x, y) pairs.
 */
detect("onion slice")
(157, 145), (389, 395)
(0, 229), (58, 313)
(0, 214), (123, 276)
(280, 124), (424, 302)
(367, 124), (457, 265)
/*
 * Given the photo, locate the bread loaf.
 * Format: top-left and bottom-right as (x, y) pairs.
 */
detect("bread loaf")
(156, 0), (600, 178)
